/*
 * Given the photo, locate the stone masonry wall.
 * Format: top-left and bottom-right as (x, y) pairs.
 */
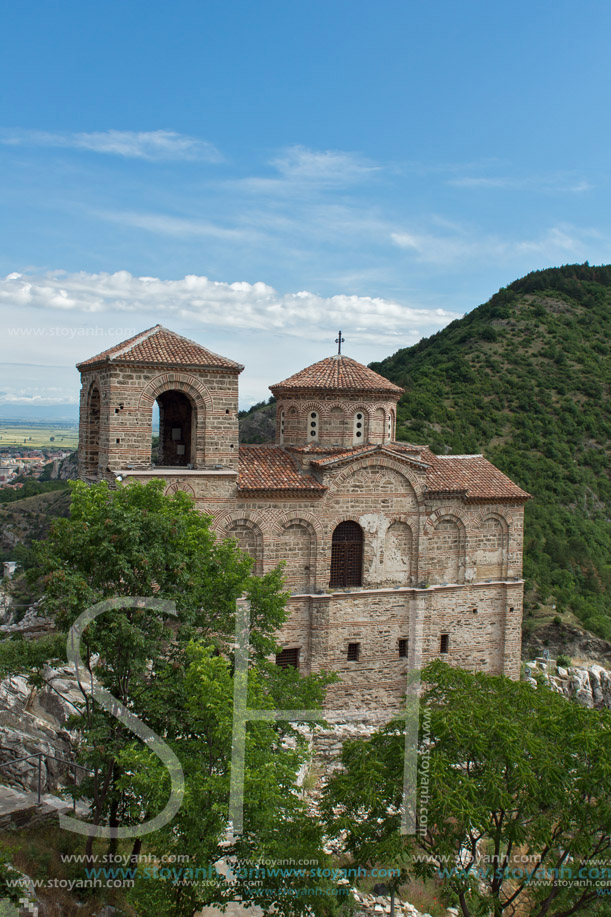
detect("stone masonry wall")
(276, 394), (398, 448)
(116, 454), (525, 710)
(78, 363), (240, 478)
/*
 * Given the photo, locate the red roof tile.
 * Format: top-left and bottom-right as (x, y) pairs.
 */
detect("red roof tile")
(238, 445), (326, 493)
(270, 355), (403, 396)
(77, 325), (243, 371)
(309, 442), (529, 502)
(425, 454), (530, 502)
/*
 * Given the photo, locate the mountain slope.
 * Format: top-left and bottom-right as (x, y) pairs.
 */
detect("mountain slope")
(371, 263), (610, 639)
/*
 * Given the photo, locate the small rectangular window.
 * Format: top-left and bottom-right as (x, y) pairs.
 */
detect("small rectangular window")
(276, 647), (300, 669)
(347, 642), (360, 661)
(398, 638), (408, 658)
(440, 634), (449, 654)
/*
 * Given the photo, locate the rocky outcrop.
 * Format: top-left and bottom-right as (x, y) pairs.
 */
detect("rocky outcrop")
(351, 887), (433, 916)
(57, 451), (78, 481)
(0, 602), (54, 636)
(0, 665), (82, 794)
(523, 620), (611, 668)
(524, 657), (611, 709)
(238, 403), (276, 444)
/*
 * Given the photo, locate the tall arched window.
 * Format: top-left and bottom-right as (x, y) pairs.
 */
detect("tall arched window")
(85, 385), (100, 474)
(308, 410), (319, 442)
(156, 390), (194, 466)
(330, 521), (363, 587)
(352, 409), (368, 445)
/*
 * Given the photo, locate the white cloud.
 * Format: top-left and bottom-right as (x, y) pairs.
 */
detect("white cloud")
(391, 223), (603, 266)
(96, 210), (254, 240)
(235, 145), (379, 195)
(0, 390), (78, 406)
(0, 270), (460, 348)
(0, 129), (221, 162)
(448, 174), (592, 193)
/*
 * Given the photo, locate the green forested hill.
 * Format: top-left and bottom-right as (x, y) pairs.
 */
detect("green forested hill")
(371, 263), (610, 638)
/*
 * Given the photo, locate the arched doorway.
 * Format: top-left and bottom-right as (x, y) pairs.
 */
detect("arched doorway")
(330, 521), (363, 588)
(155, 390), (195, 466)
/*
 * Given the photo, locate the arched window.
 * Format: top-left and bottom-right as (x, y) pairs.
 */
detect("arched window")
(330, 521), (363, 587)
(279, 409), (285, 444)
(85, 385), (100, 474)
(156, 390), (194, 466)
(308, 410), (319, 442)
(352, 409), (368, 445)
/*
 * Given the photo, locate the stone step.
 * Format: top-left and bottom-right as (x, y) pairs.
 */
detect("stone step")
(0, 783), (89, 829)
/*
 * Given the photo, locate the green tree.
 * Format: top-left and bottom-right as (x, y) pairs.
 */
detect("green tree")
(120, 643), (342, 916)
(323, 661), (611, 917)
(34, 478), (334, 896)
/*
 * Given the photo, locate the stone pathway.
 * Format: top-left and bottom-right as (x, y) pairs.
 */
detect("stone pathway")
(0, 784), (89, 829)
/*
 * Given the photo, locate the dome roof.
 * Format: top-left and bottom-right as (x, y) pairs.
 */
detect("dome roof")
(270, 355), (403, 397)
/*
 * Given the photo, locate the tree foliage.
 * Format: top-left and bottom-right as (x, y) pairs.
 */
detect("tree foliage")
(32, 479), (339, 913)
(370, 263), (611, 636)
(323, 661), (611, 917)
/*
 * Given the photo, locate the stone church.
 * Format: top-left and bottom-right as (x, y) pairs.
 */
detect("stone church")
(77, 324), (529, 712)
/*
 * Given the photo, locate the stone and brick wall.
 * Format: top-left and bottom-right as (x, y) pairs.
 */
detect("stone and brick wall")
(77, 334), (526, 714)
(78, 363), (240, 479)
(275, 394), (397, 448)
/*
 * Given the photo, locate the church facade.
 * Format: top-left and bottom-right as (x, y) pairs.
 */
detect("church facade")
(77, 325), (529, 713)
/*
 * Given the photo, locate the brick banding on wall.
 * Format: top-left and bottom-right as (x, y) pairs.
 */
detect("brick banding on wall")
(78, 328), (530, 710)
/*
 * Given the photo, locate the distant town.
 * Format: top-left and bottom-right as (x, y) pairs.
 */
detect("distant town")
(0, 421), (78, 488)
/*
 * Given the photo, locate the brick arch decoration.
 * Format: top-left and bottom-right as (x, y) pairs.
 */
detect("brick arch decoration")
(325, 401), (348, 447)
(425, 510), (467, 585)
(383, 517), (414, 585)
(330, 454), (424, 500)
(138, 372), (214, 414)
(164, 481), (196, 498)
(216, 513), (265, 575)
(425, 505), (470, 531)
(325, 400), (347, 417)
(389, 512), (419, 581)
(81, 377), (103, 475)
(349, 404), (370, 446)
(475, 511), (509, 579)
(301, 401), (324, 442)
(212, 508), (274, 538)
(138, 372), (213, 466)
(300, 401), (324, 416)
(474, 510), (509, 534)
(274, 510), (324, 540)
(274, 513), (321, 592)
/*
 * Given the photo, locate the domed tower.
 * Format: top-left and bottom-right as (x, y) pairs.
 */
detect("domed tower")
(269, 351), (403, 449)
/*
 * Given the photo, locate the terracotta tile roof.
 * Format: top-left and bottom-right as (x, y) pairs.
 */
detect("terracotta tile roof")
(425, 454), (530, 502)
(238, 445), (326, 493)
(77, 325), (243, 371)
(270, 355), (403, 396)
(311, 443), (429, 469)
(308, 441), (529, 502)
(287, 445), (354, 455)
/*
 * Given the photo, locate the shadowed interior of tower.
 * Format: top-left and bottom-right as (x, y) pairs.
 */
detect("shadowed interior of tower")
(155, 389), (194, 467)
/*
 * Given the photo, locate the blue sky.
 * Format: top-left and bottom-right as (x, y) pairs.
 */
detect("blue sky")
(1, 0), (610, 414)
